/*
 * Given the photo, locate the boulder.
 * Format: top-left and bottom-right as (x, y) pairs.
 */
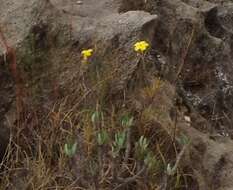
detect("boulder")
(0, 0), (158, 162)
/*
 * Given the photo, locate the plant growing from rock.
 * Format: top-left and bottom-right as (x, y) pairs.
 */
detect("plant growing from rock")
(97, 130), (109, 146)
(121, 115), (134, 168)
(80, 48), (94, 90)
(127, 40), (151, 89)
(91, 110), (103, 128)
(134, 40), (150, 54)
(135, 136), (158, 172)
(81, 48), (93, 63)
(112, 131), (127, 159)
(64, 142), (77, 158)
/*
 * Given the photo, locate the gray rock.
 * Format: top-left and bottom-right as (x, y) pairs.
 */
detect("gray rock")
(1, 0), (233, 189)
(0, 0), (158, 162)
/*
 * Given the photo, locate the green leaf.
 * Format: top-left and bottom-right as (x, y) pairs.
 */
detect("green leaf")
(97, 130), (109, 146)
(121, 115), (134, 128)
(64, 142), (77, 157)
(135, 136), (149, 159)
(112, 131), (127, 157)
(91, 111), (101, 124)
(167, 163), (174, 176)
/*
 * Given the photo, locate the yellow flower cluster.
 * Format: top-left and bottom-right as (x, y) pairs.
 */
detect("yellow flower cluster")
(134, 41), (150, 53)
(81, 49), (93, 61)
(81, 40), (150, 63)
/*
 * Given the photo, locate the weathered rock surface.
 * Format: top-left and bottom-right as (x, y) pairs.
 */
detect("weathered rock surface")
(1, 0), (233, 189)
(148, 0), (233, 133)
(0, 0), (158, 157)
(151, 1), (233, 189)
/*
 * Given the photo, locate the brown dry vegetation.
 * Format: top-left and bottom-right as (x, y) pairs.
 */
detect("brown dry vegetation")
(0, 50), (196, 189)
(1, 0), (233, 190)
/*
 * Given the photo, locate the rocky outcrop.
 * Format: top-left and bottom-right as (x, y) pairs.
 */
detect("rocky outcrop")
(0, 0), (158, 167)
(154, 0), (233, 134)
(152, 1), (233, 189)
(1, 0), (233, 189)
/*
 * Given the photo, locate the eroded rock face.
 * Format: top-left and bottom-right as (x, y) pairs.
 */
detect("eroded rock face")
(120, 0), (233, 189)
(1, 0), (233, 189)
(146, 0), (233, 134)
(151, 1), (233, 189)
(0, 0), (158, 161)
(0, 0), (42, 161)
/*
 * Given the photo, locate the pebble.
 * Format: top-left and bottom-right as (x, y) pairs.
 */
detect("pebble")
(76, 1), (83, 5)
(184, 116), (191, 123)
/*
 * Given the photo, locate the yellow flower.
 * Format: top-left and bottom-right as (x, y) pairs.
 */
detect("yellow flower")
(134, 41), (150, 53)
(81, 49), (93, 61)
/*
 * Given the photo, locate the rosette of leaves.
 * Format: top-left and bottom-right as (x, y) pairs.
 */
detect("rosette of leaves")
(64, 142), (77, 158)
(97, 130), (109, 146)
(121, 115), (134, 128)
(91, 110), (103, 126)
(135, 136), (149, 160)
(112, 131), (126, 158)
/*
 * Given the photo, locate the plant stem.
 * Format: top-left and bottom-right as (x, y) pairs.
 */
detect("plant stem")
(113, 166), (146, 190)
(121, 127), (132, 171)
